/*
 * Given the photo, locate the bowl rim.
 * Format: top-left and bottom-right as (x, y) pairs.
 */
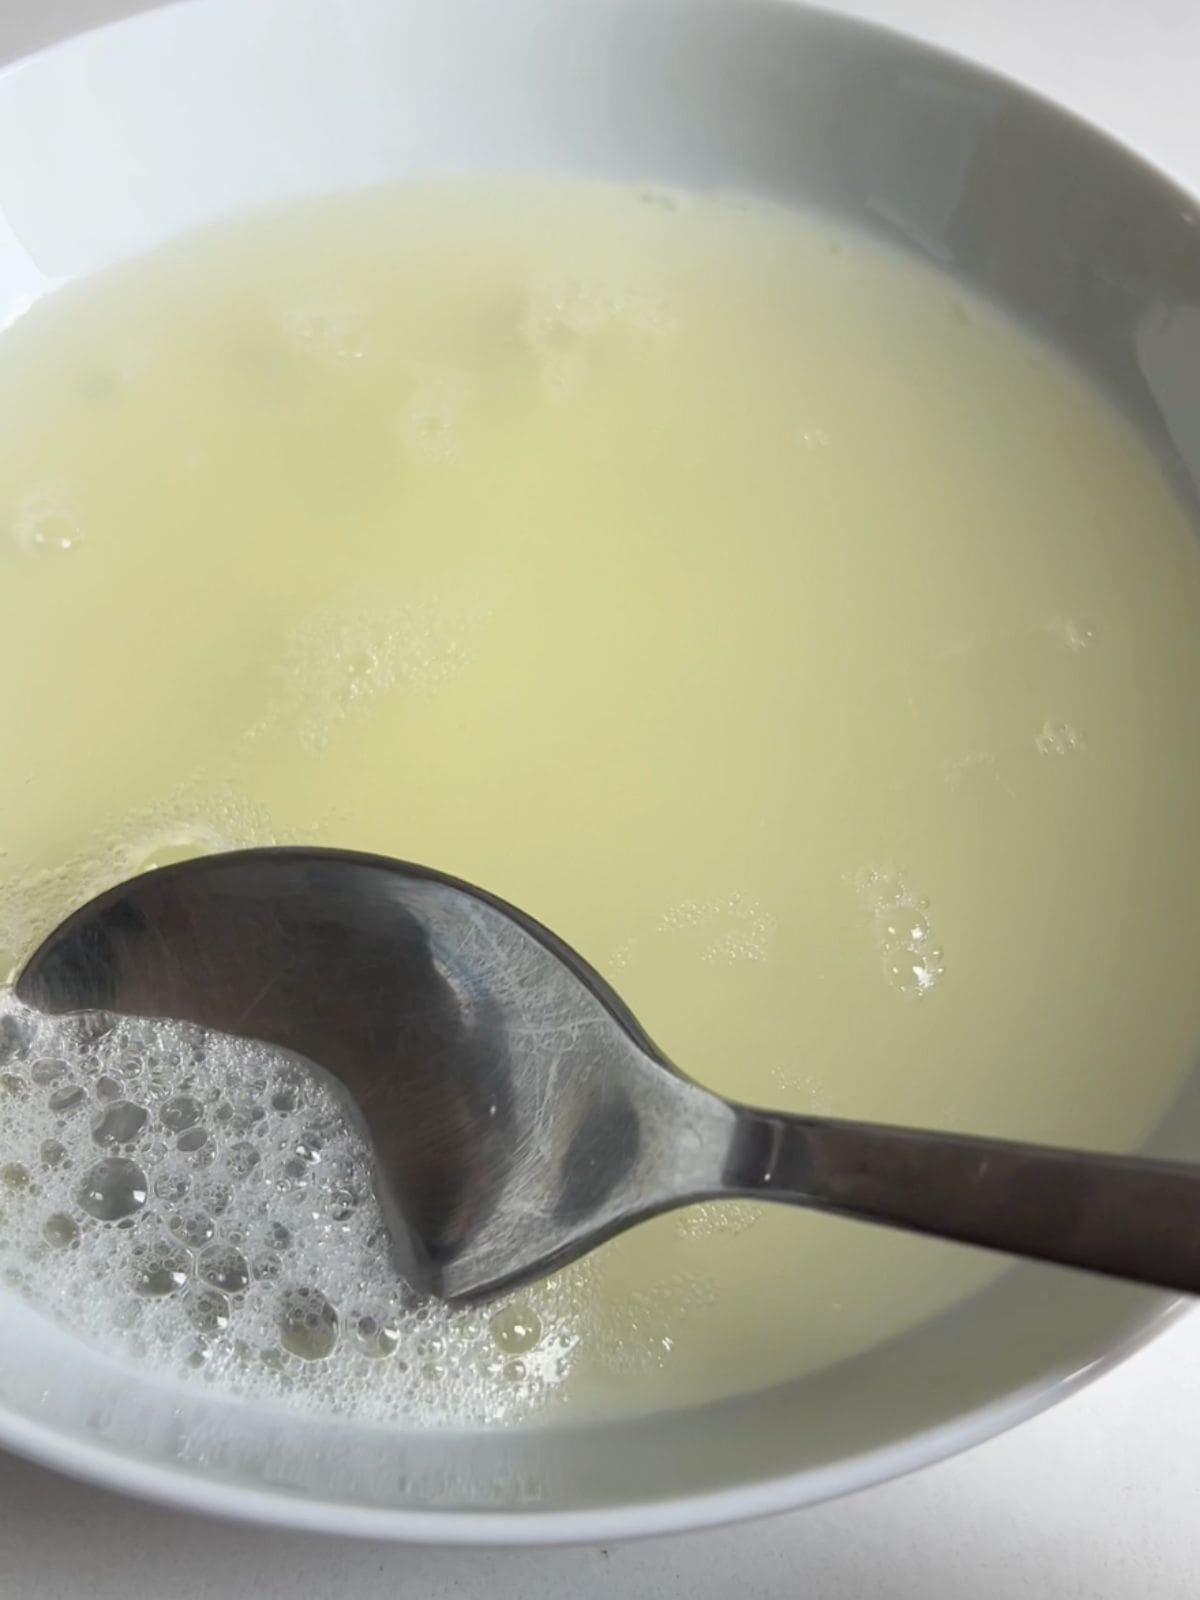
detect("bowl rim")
(0, 1297), (1185, 1542)
(0, 0), (1197, 1543)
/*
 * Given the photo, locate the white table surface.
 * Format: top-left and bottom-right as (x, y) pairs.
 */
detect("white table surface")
(4, 0), (1200, 1593)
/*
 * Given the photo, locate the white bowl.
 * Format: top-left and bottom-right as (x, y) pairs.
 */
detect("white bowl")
(1, 0), (1198, 1544)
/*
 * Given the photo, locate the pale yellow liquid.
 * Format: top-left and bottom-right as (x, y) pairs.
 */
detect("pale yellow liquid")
(2, 179), (1200, 1419)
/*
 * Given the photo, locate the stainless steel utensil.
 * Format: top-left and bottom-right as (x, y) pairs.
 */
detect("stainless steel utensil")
(15, 846), (1200, 1302)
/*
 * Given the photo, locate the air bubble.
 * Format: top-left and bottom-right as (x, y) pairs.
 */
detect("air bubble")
(353, 1311), (401, 1359)
(885, 947), (946, 996)
(77, 1157), (148, 1220)
(48, 1084), (86, 1113)
(91, 1100), (148, 1146)
(39, 1139), (68, 1169)
(490, 1305), (542, 1355)
(198, 1244), (249, 1295)
(858, 869), (944, 999)
(43, 1213), (79, 1250)
(176, 1126), (209, 1153)
(1, 1163), (31, 1192)
(877, 910), (931, 947)
(1052, 616), (1101, 652)
(279, 1286), (339, 1360)
(95, 1076), (122, 1101)
(162, 1095), (202, 1132)
(30, 1057), (65, 1086)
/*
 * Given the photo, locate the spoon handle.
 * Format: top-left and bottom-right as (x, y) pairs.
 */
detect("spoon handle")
(724, 1110), (1200, 1294)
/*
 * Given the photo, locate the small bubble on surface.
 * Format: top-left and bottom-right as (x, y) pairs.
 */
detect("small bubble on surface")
(1035, 720), (1084, 757)
(11, 485), (83, 554)
(857, 869), (945, 999)
(48, 1084), (86, 1113)
(797, 425), (829, 450)
(276, 286), (368, 366)
(490, 1305), (543, 1356)
(1048, 615), (1101, 652)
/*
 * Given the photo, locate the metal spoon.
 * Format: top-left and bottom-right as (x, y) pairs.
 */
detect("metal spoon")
(14, 846), (1200, 1302)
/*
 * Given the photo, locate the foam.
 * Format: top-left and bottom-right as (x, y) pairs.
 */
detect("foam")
(0, 992), (577, 1425)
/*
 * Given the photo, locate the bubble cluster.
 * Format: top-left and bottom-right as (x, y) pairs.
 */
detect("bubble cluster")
(1047, 615), (1101, 653)
(1035, 719), (1085, 757)
(0, 993), (576, 1425)
(797, 426), (830, 450)
(675, 1201), (764, 1243)
(275, 285), (369, 367)
(612, 892), (775, 971)
(10, 483), (83, 554)
(250, 591), (492, 752)
(857, 869), (945, 998)
(519, 273), (678, 401)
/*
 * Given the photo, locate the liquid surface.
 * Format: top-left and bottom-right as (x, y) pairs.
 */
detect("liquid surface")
(1, 180), (1200, 1425)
